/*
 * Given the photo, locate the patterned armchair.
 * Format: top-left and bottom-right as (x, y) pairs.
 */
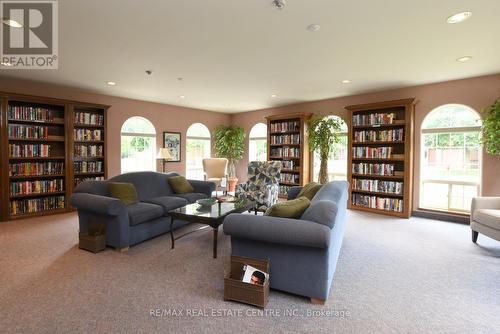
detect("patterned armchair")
(236, 161), (281, 212)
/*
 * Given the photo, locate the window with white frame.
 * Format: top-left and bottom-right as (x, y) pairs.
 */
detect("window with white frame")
(249, 123), (267, 162)
(186, 123), (211, 180)
(313, 116), (348, 182)
(121, 117), (156, 173)
(420, 104), (482, 213)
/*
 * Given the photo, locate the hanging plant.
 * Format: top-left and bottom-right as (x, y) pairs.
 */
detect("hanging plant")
(481, 98), (500, 155)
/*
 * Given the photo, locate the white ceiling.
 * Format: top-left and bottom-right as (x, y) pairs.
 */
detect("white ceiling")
(1, 0), (500, 113)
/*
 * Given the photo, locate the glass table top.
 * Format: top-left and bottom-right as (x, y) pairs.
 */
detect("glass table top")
(169, 200), (253, 218)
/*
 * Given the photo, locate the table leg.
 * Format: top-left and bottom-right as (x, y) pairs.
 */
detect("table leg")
(170, 220), (175, 249)
(213, 226), (218, 258)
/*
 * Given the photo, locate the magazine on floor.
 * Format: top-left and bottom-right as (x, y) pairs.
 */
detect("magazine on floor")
(241, 264), (269, 286)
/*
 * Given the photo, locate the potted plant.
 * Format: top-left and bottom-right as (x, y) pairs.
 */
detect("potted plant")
(482, 97), (500, 155)
(214, 125), (246, 192)
(307, 115), (343, 184)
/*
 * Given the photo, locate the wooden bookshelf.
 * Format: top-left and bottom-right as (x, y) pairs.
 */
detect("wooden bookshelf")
(346, 98), (416, 218)
(0, 92), (109, 221)
(266, 113), (311, 198)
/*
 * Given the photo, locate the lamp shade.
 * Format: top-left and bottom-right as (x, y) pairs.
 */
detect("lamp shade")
(157, 148), (172, 160)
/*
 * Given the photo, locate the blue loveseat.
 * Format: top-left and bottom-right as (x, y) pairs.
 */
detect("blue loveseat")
(223, 181), (348, 303)
(71, 171), (215, 251)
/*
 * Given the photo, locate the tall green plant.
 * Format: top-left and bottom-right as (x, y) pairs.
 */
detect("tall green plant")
(307, 115), (342, 184)
(214, 125), (245, 177)
(482, 98), (500, 155)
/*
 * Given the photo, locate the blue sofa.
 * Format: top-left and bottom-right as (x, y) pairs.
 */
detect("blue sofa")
(223, 181), (348, 304)
(71, 171), (215, 251)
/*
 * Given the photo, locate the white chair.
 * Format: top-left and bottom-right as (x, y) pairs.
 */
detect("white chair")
(470, 197), (500, 243)
(202, 158), (228, 195)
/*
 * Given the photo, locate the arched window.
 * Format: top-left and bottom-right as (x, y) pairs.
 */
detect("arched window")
(420, 104), (482, 213)
(312, 116), (348, 182)
(121, 117), (156, 173)
(186, 123), (211, 180)
(249, 123), (267, 162)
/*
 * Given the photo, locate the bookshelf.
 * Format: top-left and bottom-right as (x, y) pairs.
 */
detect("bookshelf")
(346, 98), (416, 218)
(266, 113), (311, 198)
(0, 92), (108, 221)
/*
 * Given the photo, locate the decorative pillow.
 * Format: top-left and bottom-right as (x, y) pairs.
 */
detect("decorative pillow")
(168, 176), (194, 194)
(297, 182), (322, 200)
(301, 200), (338, 228)
(264, 196), (311, 219)
(109, 182), (138, 205)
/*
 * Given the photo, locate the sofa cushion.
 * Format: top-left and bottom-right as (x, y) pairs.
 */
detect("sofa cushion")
(473, 209), (500, 230)
(297, 182), (322, 200)
(301, 200), (339, 228)
(109, 182), (138, 205)
(144, 196), (189, 214)
(171, 193), (207, 203)
(168, 176), (194, 194)
(127, 202), (164, 226)
(265, 196), (310, 219)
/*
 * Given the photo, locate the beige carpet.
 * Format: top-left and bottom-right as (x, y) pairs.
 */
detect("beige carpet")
(0, 211), (499, 334)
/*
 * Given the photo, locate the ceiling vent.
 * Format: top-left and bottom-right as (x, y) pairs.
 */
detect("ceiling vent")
(272, 0), (286, 9)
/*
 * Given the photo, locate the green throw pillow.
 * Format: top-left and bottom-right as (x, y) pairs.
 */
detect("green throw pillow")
(168, 176), (194, 194)
(109, 182), (138, 205)
(265, 196), (311, 219)
(297, 182), (322, 200)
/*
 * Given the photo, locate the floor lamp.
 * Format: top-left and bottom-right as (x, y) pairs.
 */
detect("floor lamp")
(157, 148), (172, 173)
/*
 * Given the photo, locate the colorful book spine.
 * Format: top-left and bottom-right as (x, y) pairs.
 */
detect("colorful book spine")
(8, 124), (49, 139)
(8, 105), (55, 122)
(10, 179), (64, 196)
(10, 196), (65, 215)
(9, 144), (51, 157)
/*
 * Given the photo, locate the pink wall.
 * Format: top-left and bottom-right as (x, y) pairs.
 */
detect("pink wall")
(0, 77), (230, 178)
(231, 74), (500, 211)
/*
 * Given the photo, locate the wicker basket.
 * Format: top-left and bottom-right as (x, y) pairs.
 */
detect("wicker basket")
(224, 256), (270, 308)
(78, 219), (106, 253)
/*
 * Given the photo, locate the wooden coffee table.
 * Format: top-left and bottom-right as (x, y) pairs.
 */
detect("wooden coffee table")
(168, 200), (253, 258)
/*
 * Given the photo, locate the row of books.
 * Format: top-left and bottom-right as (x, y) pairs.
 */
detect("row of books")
(352, 146), (392, 159)
(8, 124), (49, 139)
(74, 176), (105, 187)
(352, 113), (395, 126)
(352, 194), (404, 212)
(270, 147), (300, 158)
(74, 128), (103, 141)
(8, 105), (57, 122)
(352, 163), (395, 176)
(74, 144), (103, 157)
(270, 120), (300, 133)
(10, 179), (64, 196)
(352, 179), (404, 195)
(280, 160), (298, 170)
(279, 185), (292, 196)
(353, 128), (404, 142)
(75, 112), (104, 126)
(9, 162), (64, 177)
(9, 144), (51, 158)
(270, 134), (300, 145)
(281, 173), (300, 184)
(10, 196), (65, 215)
(74, 161), (103, 173)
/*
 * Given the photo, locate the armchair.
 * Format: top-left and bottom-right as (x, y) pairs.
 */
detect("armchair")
(235, 161), (281, 212)
(470, 197), (500, 243)
(202, 158), (228, 195)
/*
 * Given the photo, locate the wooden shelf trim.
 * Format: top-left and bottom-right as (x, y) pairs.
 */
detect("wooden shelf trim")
(351, 189), (404, 197)
(10, 191), (66, 199)
(9, 174), (66, 180)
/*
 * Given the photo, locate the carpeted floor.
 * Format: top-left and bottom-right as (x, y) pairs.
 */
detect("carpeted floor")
(0, 210), (499, 334)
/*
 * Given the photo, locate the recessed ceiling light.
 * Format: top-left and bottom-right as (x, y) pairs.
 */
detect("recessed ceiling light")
(106, 81), (116, 86)
(446, 11), (472, 24)
(341, 79), (351, 84)
(271, 94), (278, 98)
(307, 24), (321, 32)
(456, 56), (472, 62)
(2, 19), (22, 28)
(179, 95), (186, 99)
(1, 61), (12, 67)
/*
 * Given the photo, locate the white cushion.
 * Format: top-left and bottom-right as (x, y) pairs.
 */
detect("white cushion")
(473, 209), (500, 230)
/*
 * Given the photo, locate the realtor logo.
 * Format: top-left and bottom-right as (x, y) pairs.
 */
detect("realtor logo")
(1, 0), (58, 69)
